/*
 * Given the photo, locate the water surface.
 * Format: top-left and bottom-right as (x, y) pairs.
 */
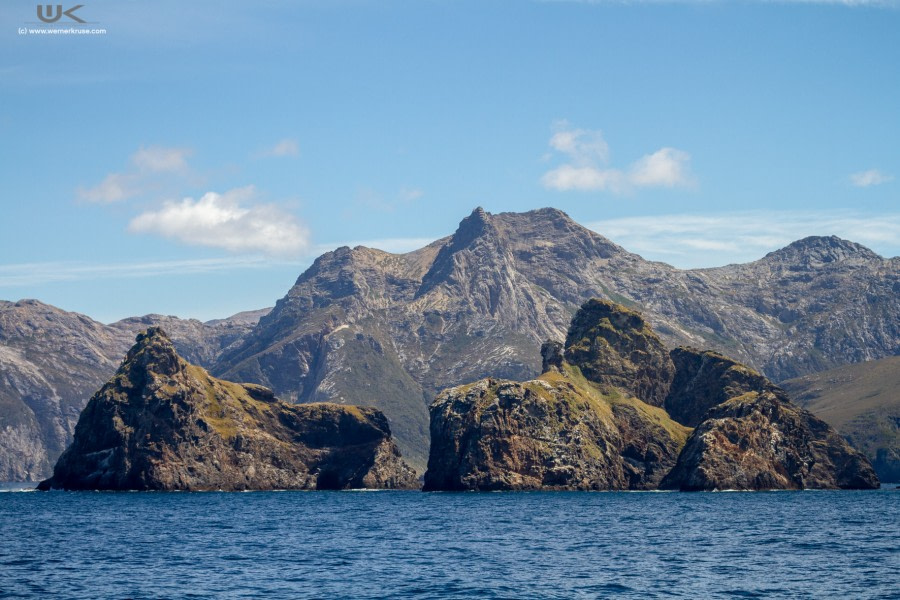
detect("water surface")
(1, 486), (897, 598)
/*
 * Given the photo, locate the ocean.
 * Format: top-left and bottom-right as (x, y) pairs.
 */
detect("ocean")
(1, 484), (897, 599)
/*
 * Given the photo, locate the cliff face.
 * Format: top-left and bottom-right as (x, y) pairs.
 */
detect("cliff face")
(665, 347), (778, 427)
(0, 300), (268, 481)
(661, 390), (879, 491)
(423, 369), (688, 492)
(424, 300), (691, 491)
(38, 328), (416, 491)
(565, 299), (675, 407)
(425, 299), (879, 491)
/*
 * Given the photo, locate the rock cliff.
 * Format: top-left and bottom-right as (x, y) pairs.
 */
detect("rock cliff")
(661, 390), (879, 491)
(38, 328), (416, 491)
(424, 300), (691, 491)
(0, 300), (267, 481)
(425, 299), (879, 491)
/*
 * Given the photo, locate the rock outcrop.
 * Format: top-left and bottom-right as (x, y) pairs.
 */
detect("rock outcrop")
(425, 299), (879, 491)
(424, 300), (691, 491)
(665, 347), (778, 427)
(564, 299), (675, 407)
(661, 390), (879, 491)
(38, 328), (416, 491)
(0, 300), (269, 481)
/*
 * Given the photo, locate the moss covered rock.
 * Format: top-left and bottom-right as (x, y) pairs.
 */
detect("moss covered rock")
(38, 328), (417, 491)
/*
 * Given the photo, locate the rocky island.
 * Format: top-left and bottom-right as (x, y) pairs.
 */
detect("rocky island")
(38, 327), (417, 491)
(424, 299), (879, 491)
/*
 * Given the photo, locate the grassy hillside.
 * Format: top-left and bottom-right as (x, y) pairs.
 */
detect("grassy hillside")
(781, 356), (900, 482)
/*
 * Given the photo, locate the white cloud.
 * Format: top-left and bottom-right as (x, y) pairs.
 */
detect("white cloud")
(850, 169), (894, 187)
(549, 121), (610, 165)
(78, 145), (193, 203)
(261, 138), (300, 158)
(131, 146), (192, 173)
(541, 124), (694, 193)
(587, 210), (900, 268)
(628, 147), (694, 188)
(77, 173), (138, 203)
(128, 186), (310, 256)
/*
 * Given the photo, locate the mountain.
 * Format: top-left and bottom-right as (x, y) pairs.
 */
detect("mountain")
(212, 208), (900, 471)
(38, 328), (416, 491)
(781, 356), (900, 482)
(424, 300), (877, 491)
(0, 300), (269, 481)
(3, 207), (898, 479)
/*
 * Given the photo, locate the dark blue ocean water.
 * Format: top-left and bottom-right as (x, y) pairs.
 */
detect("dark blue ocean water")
(1, 485), (897, 599)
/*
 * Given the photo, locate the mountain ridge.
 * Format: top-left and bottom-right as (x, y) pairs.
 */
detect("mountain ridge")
(2, 206), (898, 479)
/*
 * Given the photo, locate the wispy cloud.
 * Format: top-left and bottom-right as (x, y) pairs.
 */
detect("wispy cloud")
(259, 138), (300, 158)
(128, 186), (311, 256)
(850, 169), (894, 187)
(76, 173), (139, 204)
(541, 121), (694, 193)
(0, 257), (275, 287)
(131, 146), (192, 173)
(588, 210), (900, 268)
(355, 186), (425, 212)
(77, 145), (194, 203)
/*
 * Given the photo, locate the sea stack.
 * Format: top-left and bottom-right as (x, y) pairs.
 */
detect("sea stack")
(38, 327), (417, 491)
(424, 299), (879, 491)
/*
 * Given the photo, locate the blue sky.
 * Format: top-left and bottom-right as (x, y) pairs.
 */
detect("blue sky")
(1, 0), (897, 322)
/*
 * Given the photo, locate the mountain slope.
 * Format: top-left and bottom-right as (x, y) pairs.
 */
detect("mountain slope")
(213, 208), (900, 469)
(781, 356), (900, 482)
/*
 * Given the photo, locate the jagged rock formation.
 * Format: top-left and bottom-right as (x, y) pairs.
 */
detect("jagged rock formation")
(38, 328), (416, 491)
(424, 300), (692, 491)
(425, 299), (879, 491)
(213, 208), (900, 473)
(4, 207), (899, 480)
(782, 356), (900, 482)
(661, 390), (879, 491)
(0, 300), (268, 481)
(665, 347), (778, 427)
(424, 373), (689, 492)
(565, 299), (675, 407)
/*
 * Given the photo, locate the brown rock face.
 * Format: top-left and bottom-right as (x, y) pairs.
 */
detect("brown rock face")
(423, 370), (688, 491)
(665, 347), (777, 427)
(425, 298), (880, 492)
(564, 299), (675, 407)
(37, 328), (417, 491)
(661, 390), (879, 491)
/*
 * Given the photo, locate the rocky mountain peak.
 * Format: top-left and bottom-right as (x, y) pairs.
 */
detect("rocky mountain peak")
(124, 327), (184, 380)
(563, 299), (675, 407)
(761, 235), (880, 267)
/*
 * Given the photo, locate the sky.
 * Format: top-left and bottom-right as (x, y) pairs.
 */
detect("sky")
(0, 0), (897, 323)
